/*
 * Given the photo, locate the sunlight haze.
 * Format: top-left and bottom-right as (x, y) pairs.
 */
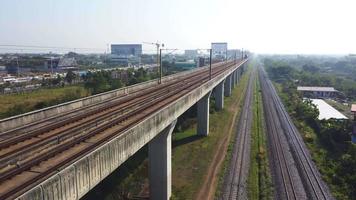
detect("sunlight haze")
(0, 0), (355, 54)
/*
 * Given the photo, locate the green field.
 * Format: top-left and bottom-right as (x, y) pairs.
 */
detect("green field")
(0, 85), (89, 119)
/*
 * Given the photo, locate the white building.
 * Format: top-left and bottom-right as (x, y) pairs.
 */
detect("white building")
(211, 42), (227, 59)
(310, 99), (347, 120)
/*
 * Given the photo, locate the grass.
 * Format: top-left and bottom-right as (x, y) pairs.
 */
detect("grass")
(0, 85), (89, 119)
(247, 71), (273, 200)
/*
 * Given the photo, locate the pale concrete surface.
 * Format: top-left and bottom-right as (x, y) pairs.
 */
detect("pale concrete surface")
(149, 120), (176, 200)
(197, 91), (212, 136)
(224, 74), (232, 97)
(214, 81), (225, 111)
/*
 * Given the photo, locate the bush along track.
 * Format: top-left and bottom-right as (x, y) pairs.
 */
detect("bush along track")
(247, 70), (273, 200)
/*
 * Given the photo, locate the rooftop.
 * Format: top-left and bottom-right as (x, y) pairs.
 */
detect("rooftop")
(310, 99), (348, 120)
(297, 86), (337, 92)
(351, 104), (356, 112)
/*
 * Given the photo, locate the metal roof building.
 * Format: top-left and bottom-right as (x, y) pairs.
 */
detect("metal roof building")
(310, 99), (347, 120)
(352, 104), (356, 143)
(297, 86), (337, 92)
(298, 86), (338, 98)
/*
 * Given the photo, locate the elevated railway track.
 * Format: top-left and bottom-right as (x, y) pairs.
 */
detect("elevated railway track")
(0, 60), (245, 200)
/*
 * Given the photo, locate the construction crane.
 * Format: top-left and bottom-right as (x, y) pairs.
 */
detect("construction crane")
(143, 42), (164, 76)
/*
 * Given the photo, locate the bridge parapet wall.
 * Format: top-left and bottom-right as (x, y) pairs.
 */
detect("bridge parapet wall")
(0, 62), (227, 132)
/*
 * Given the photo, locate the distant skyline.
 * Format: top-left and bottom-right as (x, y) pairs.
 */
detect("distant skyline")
(1, 0), (356, 54)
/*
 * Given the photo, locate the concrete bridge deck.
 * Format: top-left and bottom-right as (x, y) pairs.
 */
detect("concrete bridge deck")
(0, 59), (248, 200)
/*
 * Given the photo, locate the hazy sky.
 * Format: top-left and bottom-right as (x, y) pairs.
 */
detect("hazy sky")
(1, 0), (355, 54)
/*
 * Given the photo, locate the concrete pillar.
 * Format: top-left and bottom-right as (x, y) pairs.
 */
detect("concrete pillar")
(235, 70), (239, 84)
(149, 120), (176, 200)
(197, 91), (212, 136)
(231, 71), (235, 88)
(214, 81), (224, 111)
(224, 74), (232, 97)
(236, 70), (239, 84)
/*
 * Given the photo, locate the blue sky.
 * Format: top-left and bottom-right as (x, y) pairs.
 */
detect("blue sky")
(1, 0), (356, 54)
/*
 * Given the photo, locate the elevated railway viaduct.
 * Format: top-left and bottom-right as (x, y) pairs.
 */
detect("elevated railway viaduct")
(0, 59), (248, 200)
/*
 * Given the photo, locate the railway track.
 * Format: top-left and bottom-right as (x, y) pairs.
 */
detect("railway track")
(0, 60), (244, 199)
(220, 66), (254, 200)
(258, 66), (333, 200)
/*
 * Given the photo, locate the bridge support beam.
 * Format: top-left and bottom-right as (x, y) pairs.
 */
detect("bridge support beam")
(149, 120), (176, 200)
(236, 70), (239, 84)
(224, 74), (232, 97)
(197, 91), (212, 136)
(214, 81), (224, 111)
(231, 71), (235, 89)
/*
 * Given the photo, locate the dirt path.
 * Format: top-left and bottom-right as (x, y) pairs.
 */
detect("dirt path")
(196, 73), (249, 200)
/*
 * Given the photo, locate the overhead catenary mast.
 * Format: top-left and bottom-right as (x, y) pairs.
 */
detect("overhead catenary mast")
(143, 41), (164, 76)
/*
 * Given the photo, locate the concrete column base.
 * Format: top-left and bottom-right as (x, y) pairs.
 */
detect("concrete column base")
(235, 70), (238, 85)
(214, 81), (224, 111)
(224, 74), (232, 97)
(236, 70), (239, 84)
(149, 120), (177, 200)
(231, 71), (235, 88)
(197, 91), (212, 136)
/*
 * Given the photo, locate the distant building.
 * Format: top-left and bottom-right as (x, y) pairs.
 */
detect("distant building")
(108, 54), (129, 66)
(211, 42), (228, 59)
(58, 57), (77, 68)
(297, 86), (338, 98)
(184, 50), (198, 58)
(111, 44), (142, 57)
(197, 57), (205, 67)
(227, 49), (240, 59)
(44, 58), (60, 70)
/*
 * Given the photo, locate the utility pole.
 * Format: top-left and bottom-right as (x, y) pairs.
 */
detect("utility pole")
(50, 57), (53, 75)
(143, 42), (164, 78)
(159, 49), (162, 84)
(226, 50), (228, 62)
(209, 49), (212, 80)
(16, 56), (19, 77)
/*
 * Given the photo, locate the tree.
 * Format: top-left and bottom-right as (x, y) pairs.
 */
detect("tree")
(65, 70), (76, 84)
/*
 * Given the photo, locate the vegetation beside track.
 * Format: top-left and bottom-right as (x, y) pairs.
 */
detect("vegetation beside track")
(0, 85), (88, 119)
(263, 56), (356, 200)
(247, 70), (273, 200)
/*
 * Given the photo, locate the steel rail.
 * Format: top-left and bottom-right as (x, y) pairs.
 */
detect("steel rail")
(259, 70), (298, 200)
